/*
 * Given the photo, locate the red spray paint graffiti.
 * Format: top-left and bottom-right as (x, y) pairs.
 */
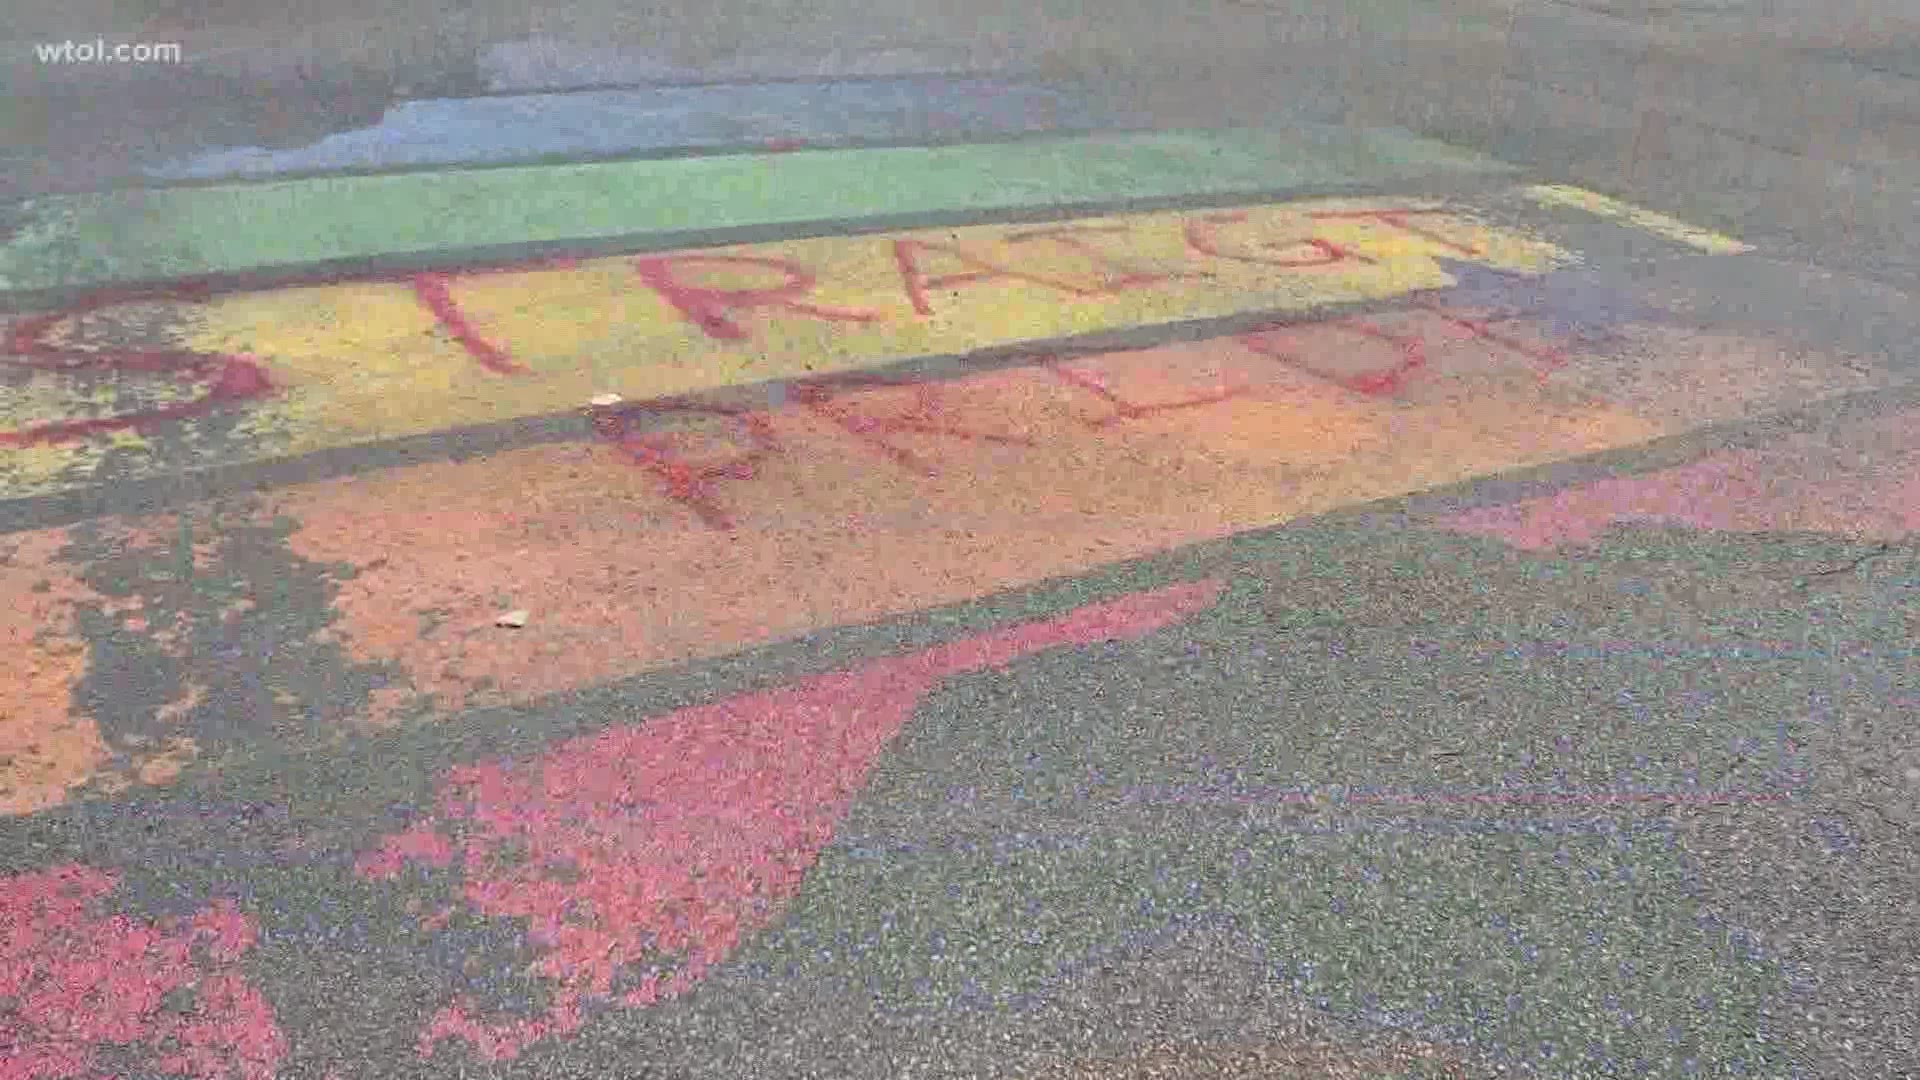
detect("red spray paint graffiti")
(589, 296), (1587, 530)
(0, 286), (275, 448)
(0, 865), (287, 1080)
(1238, 301), (1569, 400)
(1041, 358), (1250, 427)
(6, 207), (1550, 449)
(587, 342), (1262, 526)
(1003, 224), (1176, 293)
(631, 254), (882, 341)
(411, 255), (586, 375)
(1305, 208), (1484, 257)
(2, 207), (1524, 447)
(790, 372), (1037, 476)
(355, 578), (1227, 1062)
(891, 238), (1107, 318)
(588, 399), (784, 531)
(1241, 317), (1429, 398)
(1183, 210), (1372, 268)
(1414, 302), (1570, 378)
(413, 277), (526, 375)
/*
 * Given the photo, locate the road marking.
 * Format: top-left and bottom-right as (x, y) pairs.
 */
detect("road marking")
(0, 866), (288, 1078)
(1522, 184), (1753, 254)
(0, 127), (1517, 294)
(1437, 407), (1920, 549)
(270, 305), (1658, 717)
(3, 286), (1883, 811)
(2, 197), (1565, 501)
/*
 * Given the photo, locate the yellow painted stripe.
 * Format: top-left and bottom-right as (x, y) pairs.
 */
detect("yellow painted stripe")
(197, 199), (1561, 446)
(3, 198), (1565, 498)
(1522, 184), (1753, 254)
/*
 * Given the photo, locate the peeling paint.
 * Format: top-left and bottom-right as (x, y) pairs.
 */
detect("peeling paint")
(0, 529), (108, 815)
(278, 311), (1659, 716)
(57, 507), (398, 781)
(0, 504), (401, 814)
(0, 864), (288, 1080)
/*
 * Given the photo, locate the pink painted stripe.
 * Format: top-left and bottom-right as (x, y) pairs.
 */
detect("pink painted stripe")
(1437, 427), (1920, 550)
(0, 866), (287, 1080)
(357, 578), (1226, 1062)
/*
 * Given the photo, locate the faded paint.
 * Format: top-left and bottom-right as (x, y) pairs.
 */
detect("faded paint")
(0, 529), (108, 815)
(0, 128), (1518, 293)
(0, 865), (288, 1080)
(280, 309), (1658, 715)
(1522, 184), (1754, 255)
(1547, 325), (1881, 428)
(0, 299), (263, 497)
(358, 579), (1227, 1061)
(199, 200), (1553, 442)
(2, 505), (402, 816)
(4, 305), (1875, 810)
(5, 199), (1567, 498)
(1437, 407), (1920, 549)
(142, 78), (1137, 182)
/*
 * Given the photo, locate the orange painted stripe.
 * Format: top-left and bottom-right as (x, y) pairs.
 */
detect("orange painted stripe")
(0, 530), (107, 816)
(4, 304), (1883, 812)
(276, 305), (1659, 718)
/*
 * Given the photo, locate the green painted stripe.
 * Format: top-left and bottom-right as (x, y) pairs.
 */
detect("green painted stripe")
(0, 126), (1512, 294)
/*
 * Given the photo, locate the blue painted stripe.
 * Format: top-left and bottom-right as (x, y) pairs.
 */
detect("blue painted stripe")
(142, 77), (1144, 182)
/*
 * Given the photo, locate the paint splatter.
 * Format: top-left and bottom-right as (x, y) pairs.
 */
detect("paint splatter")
(356, 579), (1225, 1061)
(0, 865), (287, 1080)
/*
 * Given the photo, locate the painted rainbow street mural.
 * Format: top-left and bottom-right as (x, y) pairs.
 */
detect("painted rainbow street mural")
(3, 123), (1915, 1080)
